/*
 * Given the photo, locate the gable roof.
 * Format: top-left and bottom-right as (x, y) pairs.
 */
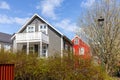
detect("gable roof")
(0, 32), (12, 44)
(17, 13), (63, 36)
(72, 35), (90, 47)
(71, 35), (81, 41)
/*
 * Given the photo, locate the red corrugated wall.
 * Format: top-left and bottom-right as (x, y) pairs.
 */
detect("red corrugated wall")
(0, 64), (14, 80)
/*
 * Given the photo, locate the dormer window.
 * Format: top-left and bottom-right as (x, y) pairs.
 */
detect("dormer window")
(39, 24), (47, 34)
(27, 25), (35, 33)
(74, 38), (79, 44)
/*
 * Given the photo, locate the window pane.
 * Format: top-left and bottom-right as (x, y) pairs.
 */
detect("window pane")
(44, 25), (46, 29)
(40, 26), (42, 29)
(42, 50), (46, 53)
(65, 44), (68, 50)
(79, 48), (84, 55)
(74, 38), (79, 44)
(27, 26), (35, 32)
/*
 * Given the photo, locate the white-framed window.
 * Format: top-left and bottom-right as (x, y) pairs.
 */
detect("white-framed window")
(79, 47), (84, 55)
(65, 44), (68, 50)
(4, 45), (11, 51)
(42, 45), (47, 57)
(74, 38), (79, 44)
(27, 25), (35, 33)
(39, 24), (47, 34)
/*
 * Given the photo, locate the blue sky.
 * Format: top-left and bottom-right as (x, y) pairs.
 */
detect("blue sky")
(0, 0), (95, 39)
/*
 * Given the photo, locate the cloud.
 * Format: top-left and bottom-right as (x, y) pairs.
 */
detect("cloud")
(0, 14), (29, 25)
(81, 0), (95, 8)
(36, 0), (63, 20)
(55, 19), (78, 33)
(0, 1), (10, 10)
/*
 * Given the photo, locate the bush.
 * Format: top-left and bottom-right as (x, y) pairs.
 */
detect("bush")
(0, 51), (114, 80)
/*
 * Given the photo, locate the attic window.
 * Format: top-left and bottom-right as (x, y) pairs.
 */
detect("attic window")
(27, 25), (35, 33)
(39, 24), (47, 34)
(74, 38), (79, 44)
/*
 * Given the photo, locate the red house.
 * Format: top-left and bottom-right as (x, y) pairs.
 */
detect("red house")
(72, 35), (91, 59)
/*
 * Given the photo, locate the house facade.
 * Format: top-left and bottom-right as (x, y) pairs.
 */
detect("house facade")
(0, 32), (12, 51)
(72, 35), (91, 59)
(11, 14), (72, 58)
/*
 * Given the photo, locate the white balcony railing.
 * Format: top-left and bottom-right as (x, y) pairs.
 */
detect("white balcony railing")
(16, 32), (49, 43)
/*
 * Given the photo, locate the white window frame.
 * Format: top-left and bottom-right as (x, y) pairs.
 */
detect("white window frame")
(79, 47), (84, 55)
(27, 25), (35, 33)
(74, 38), (79, 44)
(65, 44), (68, 50)
(39, 24), (48, 34)
(42, 45), (47, 57)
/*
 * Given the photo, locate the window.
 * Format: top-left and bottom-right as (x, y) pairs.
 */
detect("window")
(27, 25), (35, 33)
(42, 45), (47, 57)
(74, 38), (79, 44)
(4, 45), (11, 51)
(44, 25), (46, 29)
(39, 24), (47, 34)
(79, 47), (84, 55)
(40, 25), (42, 29)
(65, 44), (68, 50)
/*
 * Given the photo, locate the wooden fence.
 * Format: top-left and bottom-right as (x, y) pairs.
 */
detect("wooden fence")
(0, 64), (14, 80)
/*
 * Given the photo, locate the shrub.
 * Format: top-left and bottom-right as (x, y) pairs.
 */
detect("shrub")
(0, 51), (114, 80)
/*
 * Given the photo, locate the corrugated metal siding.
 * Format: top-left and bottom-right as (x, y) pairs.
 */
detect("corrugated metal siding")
(0, 64), (14, 80)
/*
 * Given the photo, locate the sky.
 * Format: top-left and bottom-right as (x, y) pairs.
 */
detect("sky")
(0, 0), (95, 39)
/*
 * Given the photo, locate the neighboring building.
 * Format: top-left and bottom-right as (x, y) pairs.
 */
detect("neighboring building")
(0, 32), (12, 51)
(11, 13), (72, 58)
(72, 35), (91, 59)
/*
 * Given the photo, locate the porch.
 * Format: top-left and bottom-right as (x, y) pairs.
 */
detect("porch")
(17, 42), (48, 58)
(14, 32), (49, 58)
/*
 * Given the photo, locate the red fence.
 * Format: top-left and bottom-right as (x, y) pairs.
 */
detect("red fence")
(0, 64), (14, 80)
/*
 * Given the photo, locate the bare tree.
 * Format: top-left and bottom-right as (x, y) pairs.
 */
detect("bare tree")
(78, 0), (120, 76)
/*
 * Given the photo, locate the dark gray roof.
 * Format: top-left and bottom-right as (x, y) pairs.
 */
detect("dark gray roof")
(0, 32), (12, 44)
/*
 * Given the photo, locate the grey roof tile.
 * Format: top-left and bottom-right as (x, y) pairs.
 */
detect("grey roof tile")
(0, 32), (12, 44)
